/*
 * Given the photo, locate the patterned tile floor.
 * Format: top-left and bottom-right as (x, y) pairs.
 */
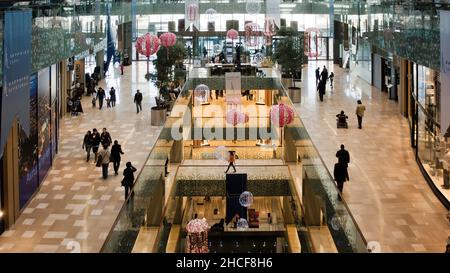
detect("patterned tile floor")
(297, 61), (450, 252)
(0, 61), (162, 252)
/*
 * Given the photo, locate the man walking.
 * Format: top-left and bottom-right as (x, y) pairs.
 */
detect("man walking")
(355, 99), (366, 129)
(315, 67), (320, 85)
(317, 79), (326, 102)
(122, 162), (137, 199)
(97, 87), (105, 109)
(336, 144), (350, 167)
(100, 128), (112, 148)
(134, 90), (143, 113)
(109, 87), (116, 107)
(111, 140), (124, 175)
(321, 65), (328, 82)
(336, 144), (350, 184)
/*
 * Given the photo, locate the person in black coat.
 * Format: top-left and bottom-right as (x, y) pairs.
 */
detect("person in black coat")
(91, 128), (101, 162)
(122, 162), (137, 199)
(97, 87), (105, 109)
(100, 128), (112, 147)
(82, 130), (93, 162)
(334, 162), (348, 198)
(110, 140), (124, 175)
(317, 79), (326, 102)
(336, 144), (350, 168)
(321, 65), (328, 82)
(109, 87), (116, 107)
(134, 90), (143, 113)
(315, 67), (320, 85)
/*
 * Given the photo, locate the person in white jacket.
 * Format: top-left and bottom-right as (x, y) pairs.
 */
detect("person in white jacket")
(97, 145), (111, 179)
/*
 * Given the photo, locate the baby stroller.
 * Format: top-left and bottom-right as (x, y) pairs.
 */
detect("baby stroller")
(336, 111), (348, 128)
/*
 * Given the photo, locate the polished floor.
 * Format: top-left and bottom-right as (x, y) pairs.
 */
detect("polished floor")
(297, 61), (450, 252)
(0, 61), (162, 252)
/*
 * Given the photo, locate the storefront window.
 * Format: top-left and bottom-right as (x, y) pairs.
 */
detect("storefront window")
(414, 63), (449, 202)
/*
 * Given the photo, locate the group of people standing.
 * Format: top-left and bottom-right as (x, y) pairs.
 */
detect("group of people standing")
(82, 128), (136, 199)
(316, 66), (334, 102)
(92, 87), (117, 109)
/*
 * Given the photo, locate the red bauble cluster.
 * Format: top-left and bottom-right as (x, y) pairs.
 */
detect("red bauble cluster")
(270, 103), (294, 127)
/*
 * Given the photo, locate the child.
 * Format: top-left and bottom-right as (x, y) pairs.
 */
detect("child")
(106, 97), (111, 108)
(92, 95), (97, 107)
(329, 72), (335, 88)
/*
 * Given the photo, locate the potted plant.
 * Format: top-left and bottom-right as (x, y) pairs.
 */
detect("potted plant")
(151, 41), (187, 126)
(273, 27), (304, 103)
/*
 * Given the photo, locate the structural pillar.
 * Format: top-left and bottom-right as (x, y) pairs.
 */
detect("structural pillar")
(95, 50), (105, 80)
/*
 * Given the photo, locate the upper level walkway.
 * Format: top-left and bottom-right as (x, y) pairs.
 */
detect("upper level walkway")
(297, 61), (449, 252)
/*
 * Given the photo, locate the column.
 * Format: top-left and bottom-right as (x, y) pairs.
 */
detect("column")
(95, 50), (105, 80)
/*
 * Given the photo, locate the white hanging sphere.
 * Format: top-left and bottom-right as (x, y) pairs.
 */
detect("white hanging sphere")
(213, 44), (222, 54)
(215, 146), (229, 161)
(331, 215), (340, 231)
(239, 191), (254, 207)
(252, 53), (264, 65)
(205, 8), (218, 22)
(246, 0), (261, 15)
(237, 218), (249, 230)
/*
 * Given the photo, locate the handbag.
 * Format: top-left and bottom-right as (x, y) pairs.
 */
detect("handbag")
(96, 155), (103, 167)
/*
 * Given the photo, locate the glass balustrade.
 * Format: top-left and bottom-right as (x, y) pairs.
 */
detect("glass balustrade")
(100, 67), (368, 253)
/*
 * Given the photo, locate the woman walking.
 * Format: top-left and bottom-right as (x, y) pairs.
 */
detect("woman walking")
(82, 131), (93, 162)
(122, 162), (137, 199)
(333, 162), (348, 200)
(355, 100), (366, 129)
(97, 144), (111, 179)
(225, 151), (238, 173)
(110, 140), (124, 175)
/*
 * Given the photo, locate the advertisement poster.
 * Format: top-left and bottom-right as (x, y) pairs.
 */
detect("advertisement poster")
(185, 0), (199, 31)
(266, 0), (281, 28)
(225, 72), (242, 105)
(37, 68), (52, 184)
(440, 10), (450, 136)
(18, 73), (38, 209)
(1, 10), (32, 156)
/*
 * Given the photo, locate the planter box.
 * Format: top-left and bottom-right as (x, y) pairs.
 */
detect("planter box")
(151, 107), (167, 126)
(282, 77), (293, 88)
(288, 87), (301, 103)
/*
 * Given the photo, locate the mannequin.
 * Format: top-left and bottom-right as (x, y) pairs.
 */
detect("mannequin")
(442, 149), (450, 189)
(434, 136), (443, 168)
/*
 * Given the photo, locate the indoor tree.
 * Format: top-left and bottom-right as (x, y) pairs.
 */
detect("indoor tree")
(273, 27), (304, 87)
(153, 41), (187, 86)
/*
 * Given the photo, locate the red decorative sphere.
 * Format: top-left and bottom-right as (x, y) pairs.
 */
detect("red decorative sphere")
(270, 103), (294, 127)
(135, 33), (160, 58)
(245, 23), (261, 47)
(160, 32), (177, 48)
(227, 28), (239, 40)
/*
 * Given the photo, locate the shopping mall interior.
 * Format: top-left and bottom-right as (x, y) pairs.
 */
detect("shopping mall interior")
(0, 0), (449, 254)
